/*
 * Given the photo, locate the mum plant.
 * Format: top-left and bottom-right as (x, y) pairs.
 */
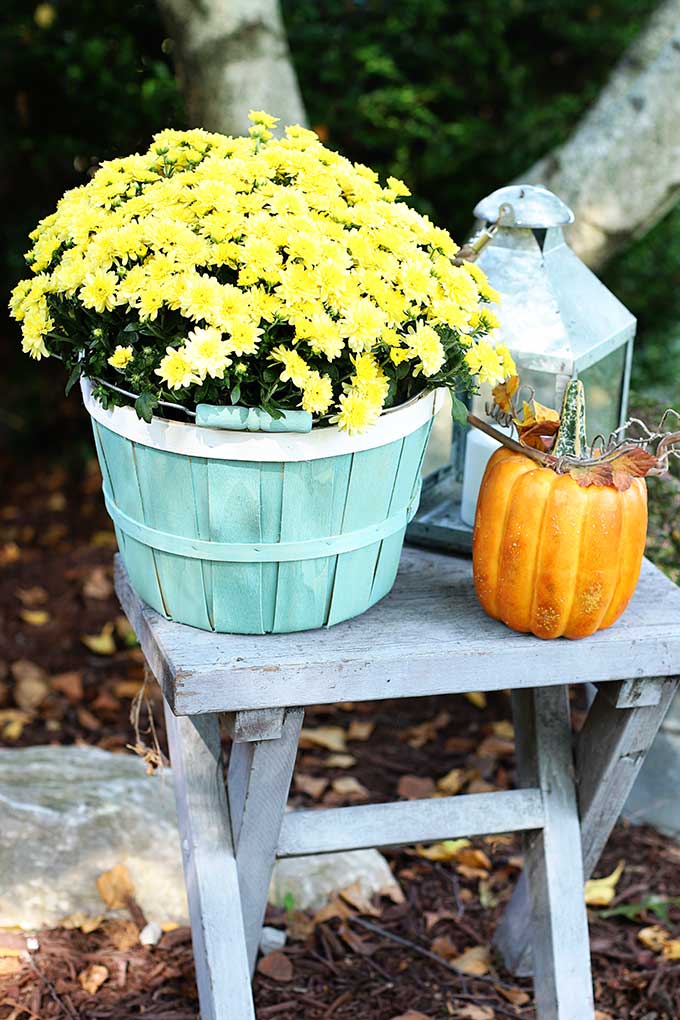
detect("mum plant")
(9, 112), (512, 431)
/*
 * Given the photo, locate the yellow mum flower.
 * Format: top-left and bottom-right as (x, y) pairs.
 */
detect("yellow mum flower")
(386, 176), (411, 198)
(155, 346), (201, 390)
(249, 110), (279, 130)
(331, 390), (381, 435)
(79, 269), (118, 313)
(270, 345), (310, 388)
(184, 327), (233, 380)
(301, 371), (334, 414)
(108, 345), (134, 369)
(464, 340), (504, 385)
(406, 322), (445, 377)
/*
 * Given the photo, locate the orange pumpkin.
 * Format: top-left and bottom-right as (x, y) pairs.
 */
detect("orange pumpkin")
(472, 446), (648, 640)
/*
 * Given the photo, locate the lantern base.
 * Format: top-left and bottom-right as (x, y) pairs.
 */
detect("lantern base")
(406, 464), (474, 555)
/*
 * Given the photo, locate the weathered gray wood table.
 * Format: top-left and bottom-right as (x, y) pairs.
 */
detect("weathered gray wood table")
(115, 547), (680, 1020)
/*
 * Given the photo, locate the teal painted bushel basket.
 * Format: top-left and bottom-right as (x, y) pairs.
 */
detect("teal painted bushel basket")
(82, 380), (444, 634)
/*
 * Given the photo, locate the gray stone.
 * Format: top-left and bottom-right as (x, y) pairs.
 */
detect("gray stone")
(259, 926), (287, 955)
(0, 746), (402, 930)
(268, 849), (400, 912)
(0, 745), (188, 930)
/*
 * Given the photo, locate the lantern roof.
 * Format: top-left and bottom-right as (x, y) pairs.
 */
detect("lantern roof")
(472, 185), (635, 376)
(474, 185), (574, 229)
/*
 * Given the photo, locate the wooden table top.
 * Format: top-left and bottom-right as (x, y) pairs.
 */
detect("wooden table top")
(114, 548), (680, 716)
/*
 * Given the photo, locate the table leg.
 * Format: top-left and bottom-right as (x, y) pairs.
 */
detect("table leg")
(228, 707), (304, 975)
(508, 686), (594, 1020)
(494, 677), (677, 977)
(164, 701), (255, 1020)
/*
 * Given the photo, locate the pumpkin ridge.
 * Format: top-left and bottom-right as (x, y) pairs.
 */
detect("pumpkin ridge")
(528, 469), (557, 636)
(475, 456), (532, 620)
(561, 484), (589, 637)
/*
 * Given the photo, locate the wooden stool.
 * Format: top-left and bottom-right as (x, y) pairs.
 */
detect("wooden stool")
(115, 547), (680, 1020)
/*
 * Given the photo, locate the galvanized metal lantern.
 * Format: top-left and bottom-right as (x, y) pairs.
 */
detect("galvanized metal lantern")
(408, 183), (637, 553)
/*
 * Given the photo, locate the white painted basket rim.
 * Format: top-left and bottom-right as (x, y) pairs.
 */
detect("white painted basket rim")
(81, 378), (446, 463)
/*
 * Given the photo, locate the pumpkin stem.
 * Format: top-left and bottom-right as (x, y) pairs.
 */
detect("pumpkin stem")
(554, 379), (588, 459)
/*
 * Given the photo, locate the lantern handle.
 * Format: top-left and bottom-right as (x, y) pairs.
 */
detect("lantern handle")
(453, 203), (513, 265)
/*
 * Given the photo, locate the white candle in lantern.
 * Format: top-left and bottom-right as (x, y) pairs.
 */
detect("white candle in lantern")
(460, 421), (514, 527)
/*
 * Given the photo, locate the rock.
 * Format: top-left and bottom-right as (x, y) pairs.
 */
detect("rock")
(269, 848), (400, 911)
(259, 926), (287, 955)
(0, 746), (401, 930)
(139, 921), (163, 946)
(0, 746), (188, 930)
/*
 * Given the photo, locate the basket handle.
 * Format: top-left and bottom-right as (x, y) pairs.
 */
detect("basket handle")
(195, 403), (313, 433)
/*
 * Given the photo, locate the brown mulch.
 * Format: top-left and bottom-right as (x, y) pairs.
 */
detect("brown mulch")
(2, 406), (680, 1019)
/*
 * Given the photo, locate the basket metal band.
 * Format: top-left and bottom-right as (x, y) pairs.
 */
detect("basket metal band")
(103, 484), (422, 563)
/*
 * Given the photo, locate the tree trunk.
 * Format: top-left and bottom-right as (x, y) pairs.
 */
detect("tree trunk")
(157, 0), (307, 136)
(522, 0), (680, 270)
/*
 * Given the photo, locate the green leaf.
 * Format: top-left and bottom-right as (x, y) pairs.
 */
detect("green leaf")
(134, 392), (159, 423)
(451, 394), (469, 427)
(64, 362), (82, 397)
(230, 384), (241, 405)
(122, 321), (141, 333)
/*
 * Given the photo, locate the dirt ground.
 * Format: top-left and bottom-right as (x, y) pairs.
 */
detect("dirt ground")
(2, 400), (680, 1020)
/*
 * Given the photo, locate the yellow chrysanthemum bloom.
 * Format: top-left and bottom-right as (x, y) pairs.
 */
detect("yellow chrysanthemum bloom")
(108, 345), (134, 369)
(331, 390), (381, 435)
(79, 269), (118, 314)
(270, 345), (310, 388)
(184, 327), (233, 380)
(155, 347), (201, 390)
(465, 340), (504, 385)
(301, 371), (334, 414)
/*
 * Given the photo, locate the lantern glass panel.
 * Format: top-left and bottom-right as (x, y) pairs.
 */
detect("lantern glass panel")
(579, 344), (627, 442)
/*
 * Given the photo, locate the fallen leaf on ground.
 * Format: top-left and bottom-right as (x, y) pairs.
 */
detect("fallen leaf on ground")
(424, 909), (458, 931)
(0, 708), (32, 741)
(103, 919), (139, 951)
(436, 768), (468, 795)
(294, 774), (328, 799)
(464, 691), (487, 709)
(416, 839), (470, 862)
(82, 622), (116, 656)
(338, 923), (378, 956)
(338, 880), (380, 916)
(397, 774), (435, 799)
(497, 984), (531, 1005)
(476, 734), (515, 759)
(585, 860), (624, 906)
(83, 566), (113, 599)
(78, 964), (109, 995)
(456, 848), (492, 872)
(431, 935), (458, 960)
(77, 706), (101, 731)
(11, 659), (49, 711)
(299, 726), (347, 752)
(637, 924), (668, 952)
(256, 950), (293, 982)
(112, 679), (144, 699)
(323, 753), (357, 768)
(331, 776), (369, 800)
(50, 671), (84, 702)
(60, 912), (104, 934)
(16, 586), (48, 607)
(450, 1006), (493, 1020)
(313, 895), (353, 924)
(0, 958), (22, 976)
(96, 864), (134, 910)
(451, 943), (491, 976)
(492, 720), (514, 740)
(20, 608), (51, 626)
(347, 719), (374, 741)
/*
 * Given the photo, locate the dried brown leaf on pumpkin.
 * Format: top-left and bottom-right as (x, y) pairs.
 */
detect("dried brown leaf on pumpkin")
(608, 447), (660, 490)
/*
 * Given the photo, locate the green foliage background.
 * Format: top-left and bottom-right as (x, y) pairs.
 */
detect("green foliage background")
(3, 0), (679, 444)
